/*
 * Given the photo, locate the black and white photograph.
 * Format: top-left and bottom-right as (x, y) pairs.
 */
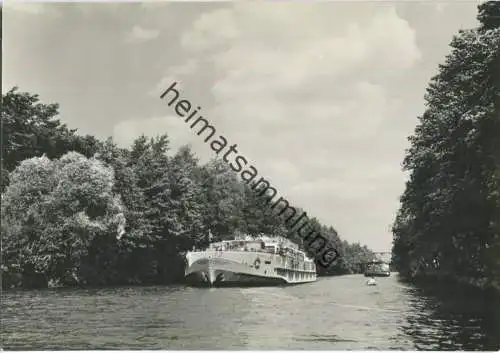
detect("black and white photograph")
(1, 0), (500, 350)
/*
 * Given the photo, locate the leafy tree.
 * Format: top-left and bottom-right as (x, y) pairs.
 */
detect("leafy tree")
(239, 185), (288, 238)
(197, 158), (246, 242)
(392, 2), (500, 289)
(163, 145), (206, 250)
(1, 152), (125, 288)
(1, 87), (381, 287)
(86, 138), (154, 285)
(1, 88), (102, 192)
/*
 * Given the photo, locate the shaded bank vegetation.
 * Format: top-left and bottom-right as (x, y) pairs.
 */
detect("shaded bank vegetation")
(1, 88), (375, 289)
(392, 2), (500, 291)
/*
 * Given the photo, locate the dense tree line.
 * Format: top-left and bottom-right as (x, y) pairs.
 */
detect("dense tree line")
(392, 2), (500, 290)
(1, 87), (376, 289)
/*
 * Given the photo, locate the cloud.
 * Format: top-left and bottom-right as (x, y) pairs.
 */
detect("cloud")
(151, 59), (200, 97)
(4, 3), (44, 14)
(4, 3), (60, 16)
(433, 3), (448, 13)
(143, 3), (423, 249)
(4, 1), (479, 251)
(124, 25), (160, 44)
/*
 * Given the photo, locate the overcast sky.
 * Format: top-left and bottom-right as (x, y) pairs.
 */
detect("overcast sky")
(3, 1), (481, 252)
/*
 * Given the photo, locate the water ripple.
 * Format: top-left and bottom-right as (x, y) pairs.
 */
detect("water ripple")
(2, 275), (499, 350)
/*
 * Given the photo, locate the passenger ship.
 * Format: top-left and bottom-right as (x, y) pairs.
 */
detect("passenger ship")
(185, 234), (317, 286)
(364, 260), (391, 277)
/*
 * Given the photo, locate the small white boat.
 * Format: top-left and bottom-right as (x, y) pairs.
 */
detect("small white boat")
(366, 278), (377, 286)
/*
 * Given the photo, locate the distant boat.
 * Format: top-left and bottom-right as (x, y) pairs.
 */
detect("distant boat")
(364, 261), (390, 277)
(366, 278), (377, 286)
(185, 233), (317, 287)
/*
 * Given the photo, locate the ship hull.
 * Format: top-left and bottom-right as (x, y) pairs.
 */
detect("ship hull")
(185, 271), (288, 287)
(185, 251), (317, 287)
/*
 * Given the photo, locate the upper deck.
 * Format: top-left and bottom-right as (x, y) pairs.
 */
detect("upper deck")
(199, 234), (314, 263)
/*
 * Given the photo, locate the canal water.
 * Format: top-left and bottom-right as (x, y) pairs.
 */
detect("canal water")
(2, 274), (499, 350)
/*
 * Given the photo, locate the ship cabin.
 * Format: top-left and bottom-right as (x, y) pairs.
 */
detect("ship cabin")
(209, 239), (262, 252)
(207, 235), (307, 260)
(199, 234), (316, 275)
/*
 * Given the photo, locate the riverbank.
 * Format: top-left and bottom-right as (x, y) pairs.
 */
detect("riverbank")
(2, 88), (377, 292)
(397, 272), (500, 302)
(391, 2), (500, 296)
(1, 264), (364, 291)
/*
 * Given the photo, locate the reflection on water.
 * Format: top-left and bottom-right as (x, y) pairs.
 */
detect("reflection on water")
(1, 274), (499, 350)
(401, 284), (500, 350)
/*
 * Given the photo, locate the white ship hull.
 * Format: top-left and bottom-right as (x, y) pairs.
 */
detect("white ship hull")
(185, 250), (317, 287)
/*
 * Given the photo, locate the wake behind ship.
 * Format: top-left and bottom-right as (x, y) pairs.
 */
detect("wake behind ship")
(185, 234), (317, 287)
